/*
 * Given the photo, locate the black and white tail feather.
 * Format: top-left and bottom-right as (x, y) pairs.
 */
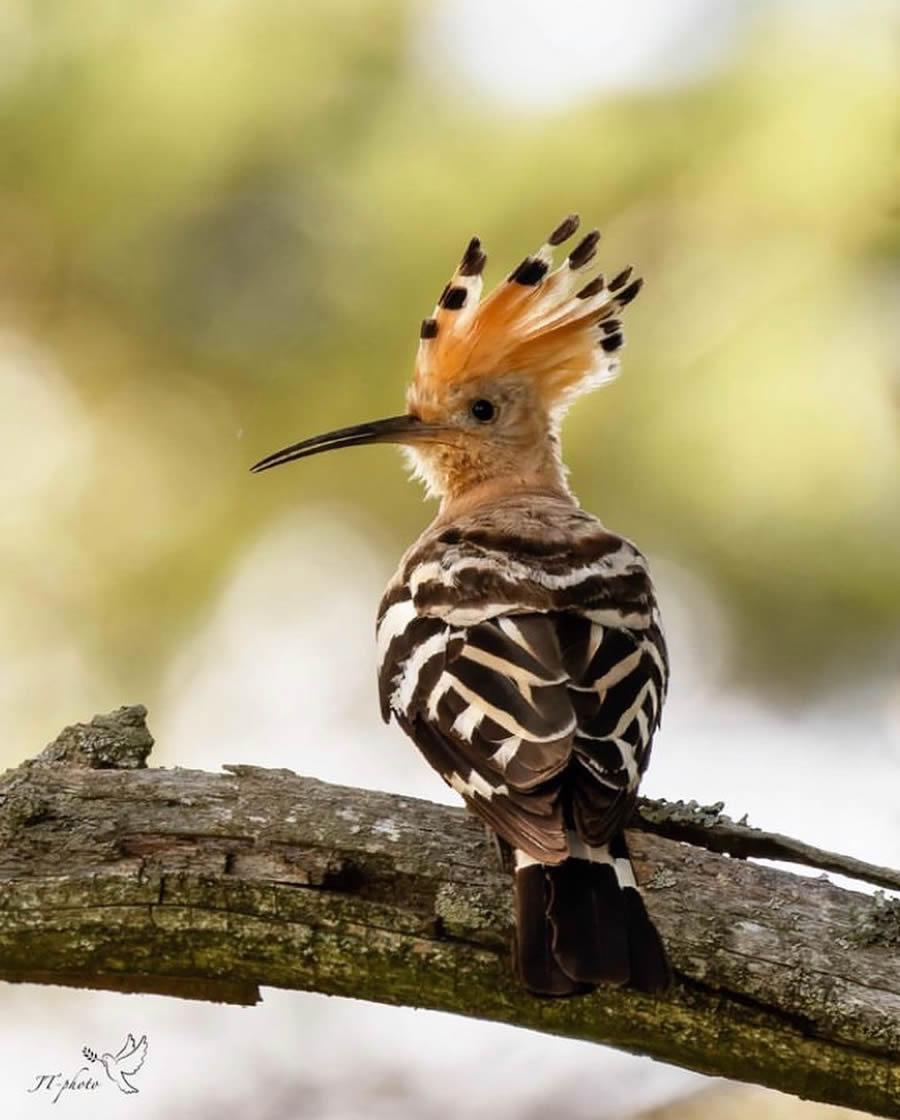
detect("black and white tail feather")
(514, 834), (668, 995)
(377, 499), (671, 996)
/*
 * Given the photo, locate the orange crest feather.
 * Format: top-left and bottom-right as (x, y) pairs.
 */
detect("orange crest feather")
(414, 214), (643, 410)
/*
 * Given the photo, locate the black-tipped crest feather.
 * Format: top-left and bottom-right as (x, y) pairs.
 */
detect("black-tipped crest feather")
(568, 230), (601, 269)
(548, 214), (580, 246)
(459, 236), (487, 276)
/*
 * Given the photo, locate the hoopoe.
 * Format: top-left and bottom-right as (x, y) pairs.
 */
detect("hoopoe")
(252, 215), (670, 996)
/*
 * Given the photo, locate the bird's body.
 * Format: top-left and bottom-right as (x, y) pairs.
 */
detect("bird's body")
(253, 214), (670, 995)
(377, 489), (668, 994)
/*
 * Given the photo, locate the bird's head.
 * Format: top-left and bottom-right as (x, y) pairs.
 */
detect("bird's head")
(251, 214), (642, 512)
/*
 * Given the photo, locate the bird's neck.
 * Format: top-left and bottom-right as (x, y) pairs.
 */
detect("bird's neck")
(408, 425), (574, 520)
(438, 469), (575, 522)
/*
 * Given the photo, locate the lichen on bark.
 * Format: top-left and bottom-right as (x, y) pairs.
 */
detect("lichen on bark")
(0, 707), (898, 1117)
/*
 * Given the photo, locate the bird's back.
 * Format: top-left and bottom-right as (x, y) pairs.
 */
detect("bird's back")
(377, 491), (669, 994)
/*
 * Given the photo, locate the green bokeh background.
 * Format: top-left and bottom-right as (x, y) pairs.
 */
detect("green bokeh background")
(1, 0), (897, 753)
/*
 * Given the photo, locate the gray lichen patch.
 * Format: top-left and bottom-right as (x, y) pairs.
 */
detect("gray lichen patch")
(0, 784), (51, 839)
(371, 817), (402, 842)
(645, 868), (678, 891)
(36, 705), (154, 770)
(640, 798), (739, 829)
(848, 891), (900, 948)
(435, 882), (509, 949)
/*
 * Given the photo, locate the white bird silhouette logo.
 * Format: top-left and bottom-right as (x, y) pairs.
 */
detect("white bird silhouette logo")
(82, 1034), (147, 1094)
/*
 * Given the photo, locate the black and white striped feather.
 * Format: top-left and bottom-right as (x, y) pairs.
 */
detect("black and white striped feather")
(376, 493), (670, 994)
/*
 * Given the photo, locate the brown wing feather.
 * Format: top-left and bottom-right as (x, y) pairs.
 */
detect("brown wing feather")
(377, 507), (668, 862)
(383, 611), (575, 862)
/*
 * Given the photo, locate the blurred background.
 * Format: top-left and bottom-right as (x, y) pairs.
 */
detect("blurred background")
(1, 0), (898, 1116)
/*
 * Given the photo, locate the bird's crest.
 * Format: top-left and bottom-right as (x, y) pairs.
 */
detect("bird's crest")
(414, 214), (643, 412)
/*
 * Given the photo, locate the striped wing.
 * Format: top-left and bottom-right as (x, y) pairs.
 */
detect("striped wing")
(556, 612), (667, 841)
(377, 525), (668, 862)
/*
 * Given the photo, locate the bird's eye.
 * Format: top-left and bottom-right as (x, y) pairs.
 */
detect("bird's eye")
(470, 399), (497, 423)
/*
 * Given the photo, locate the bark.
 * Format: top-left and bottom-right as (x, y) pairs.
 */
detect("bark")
(0, 706), (898, 1116)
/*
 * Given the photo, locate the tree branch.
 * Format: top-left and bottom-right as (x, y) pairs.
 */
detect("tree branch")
(635, 797), (900, 894)
(1, 707), (898, 1116)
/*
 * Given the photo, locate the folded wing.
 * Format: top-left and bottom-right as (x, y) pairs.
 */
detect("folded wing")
(377, 518), (668, 860)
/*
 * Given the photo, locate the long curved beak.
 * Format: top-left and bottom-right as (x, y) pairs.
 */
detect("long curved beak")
(250, 414), (443, 473)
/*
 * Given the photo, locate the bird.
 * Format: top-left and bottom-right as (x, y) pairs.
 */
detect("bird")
(84, 1034), (147, 1094)
(251, 214), (670, 996)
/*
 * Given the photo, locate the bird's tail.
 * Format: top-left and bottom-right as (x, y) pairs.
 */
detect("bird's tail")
(513, 833), (670, 997)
